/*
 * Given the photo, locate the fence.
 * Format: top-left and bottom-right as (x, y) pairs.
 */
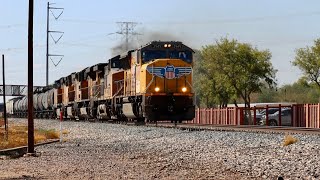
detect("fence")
(191, 108), (242, 125)
(300, 104), (320, 128)
(191, 104), (320, 128)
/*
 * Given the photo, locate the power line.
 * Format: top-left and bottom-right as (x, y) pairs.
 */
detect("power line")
(56, 11), (320, 26)
(61, 18), (115, 25)
(0, 33), (112, 52)
(0, 24), (25, 29)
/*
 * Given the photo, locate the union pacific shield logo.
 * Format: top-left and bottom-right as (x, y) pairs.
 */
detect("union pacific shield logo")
(165, 65), (175, 79)
(147, 65), (192, 79)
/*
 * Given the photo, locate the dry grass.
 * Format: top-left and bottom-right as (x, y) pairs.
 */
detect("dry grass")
(0, 118), (4, 126)
(62, 129), (69, 135)
(283, 134), (299, 146)
(0, 125), (59, 150)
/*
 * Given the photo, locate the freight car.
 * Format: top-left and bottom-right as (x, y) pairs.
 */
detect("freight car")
(7, 41), (195, 123)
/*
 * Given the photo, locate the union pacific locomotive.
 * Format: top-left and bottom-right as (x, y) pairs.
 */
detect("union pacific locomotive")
(6, 41), (195, 123)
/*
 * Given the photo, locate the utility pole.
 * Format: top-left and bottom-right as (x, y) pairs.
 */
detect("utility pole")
(46, 2), (64, 86)
(2, 54), (7, 139)
(116, 22), (140, 51)
(46, 2), (49, 86)
(28, 0), (34, 154)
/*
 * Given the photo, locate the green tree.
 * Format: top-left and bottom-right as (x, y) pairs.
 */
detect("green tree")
(193, 50), (207, 107)
(256, 86), (277, 103)
(194, 49), (233, 107)
(201, 38), (277, 123)
(293, 39), (320, 88)
(276, 79), (320, 103)
(256, 77), (320, 104)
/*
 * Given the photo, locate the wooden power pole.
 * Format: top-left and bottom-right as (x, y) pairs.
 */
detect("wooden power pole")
(27, 0), (35, 154)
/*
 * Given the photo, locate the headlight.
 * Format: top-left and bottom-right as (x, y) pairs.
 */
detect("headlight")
(182, 87), (187, 92)
(155, 87), (160, 92)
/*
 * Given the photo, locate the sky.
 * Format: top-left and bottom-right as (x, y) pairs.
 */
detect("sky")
(1, 0), (320, 88)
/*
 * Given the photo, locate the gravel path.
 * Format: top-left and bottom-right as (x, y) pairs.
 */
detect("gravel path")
(1, 118), (320, 179)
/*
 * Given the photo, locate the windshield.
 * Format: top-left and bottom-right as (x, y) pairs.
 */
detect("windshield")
(142, 50), (166, 62)
(169, 51), (192, 63)
(142, 50), (193, 63)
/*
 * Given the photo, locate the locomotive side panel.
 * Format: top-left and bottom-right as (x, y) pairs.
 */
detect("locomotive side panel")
(112, 71), (124, 97)
(73, 80), (81, 102)
(88, 75), (94, 99)
(80, 80), (89, 100)
(130, 51), (140, 95)
(88, 71), (103, 100)
(54, 88), (59, 108)
(124, 71), (131, 96)
(68, 85), (75, 103)
(104, 67), (113, 99)
(61, 84), (68, 106)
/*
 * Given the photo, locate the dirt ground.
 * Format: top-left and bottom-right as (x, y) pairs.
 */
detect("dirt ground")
(0, 119), (255, 179)
(0, 146), (250, 180)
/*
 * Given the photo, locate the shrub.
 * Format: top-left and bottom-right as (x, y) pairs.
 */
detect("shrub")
(283, 134), (298, 146)
(0, 125), (59, 150)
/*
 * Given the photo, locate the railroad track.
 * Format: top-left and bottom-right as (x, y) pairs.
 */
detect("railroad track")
(145, 122), (320, 135)
(9, 118), (320, 135)
(59, 119), (320, 135)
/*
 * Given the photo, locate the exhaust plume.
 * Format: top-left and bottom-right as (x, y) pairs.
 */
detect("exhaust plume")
(111, 31), (183, 56)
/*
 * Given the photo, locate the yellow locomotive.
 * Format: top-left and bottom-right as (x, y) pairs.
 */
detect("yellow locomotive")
(7, 41), (195, 123)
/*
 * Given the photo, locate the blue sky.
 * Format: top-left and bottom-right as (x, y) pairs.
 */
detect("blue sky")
(1, 0), (320, 87)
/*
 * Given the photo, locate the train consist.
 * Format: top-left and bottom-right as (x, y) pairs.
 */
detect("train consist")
(6, 41), (195, 122)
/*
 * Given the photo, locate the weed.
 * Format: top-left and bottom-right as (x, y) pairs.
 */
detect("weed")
(283, 134), (298, 146)
(45, 129), (60, 139)
(62, 129), (69, 135)
(0, 125), (59, 150)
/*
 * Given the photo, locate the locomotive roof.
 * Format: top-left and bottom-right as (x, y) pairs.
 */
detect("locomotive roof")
(108, 50), (133, 63)
(139, 41), (194, 52)
(84, 62), (108, 76)
(53, 41), (193, 87)
(93, 63), (108, 71)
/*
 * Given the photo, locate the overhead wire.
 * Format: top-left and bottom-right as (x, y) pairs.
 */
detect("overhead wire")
(2, 11), (320, 52)
(60, 11), (320, 25)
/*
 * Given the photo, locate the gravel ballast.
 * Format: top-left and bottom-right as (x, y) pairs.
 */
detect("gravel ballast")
(1, 118), (319, 179)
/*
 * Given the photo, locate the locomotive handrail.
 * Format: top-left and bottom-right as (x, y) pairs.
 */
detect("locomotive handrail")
(112, 85), (124, 98)
(144, 75), (155, 93)
(186, 78), (193, 92)
(92, 84), (101, 98)
(114, 80), (124, 96)
(80, 87), (89, 90)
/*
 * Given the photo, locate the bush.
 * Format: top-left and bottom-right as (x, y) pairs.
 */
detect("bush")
(283, 134), (298, 146)
(0, 125), (59, 150)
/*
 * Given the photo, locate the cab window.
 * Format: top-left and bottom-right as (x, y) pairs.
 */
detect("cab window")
(142, 50), (166, 62)
(170, 51), (192, 63)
